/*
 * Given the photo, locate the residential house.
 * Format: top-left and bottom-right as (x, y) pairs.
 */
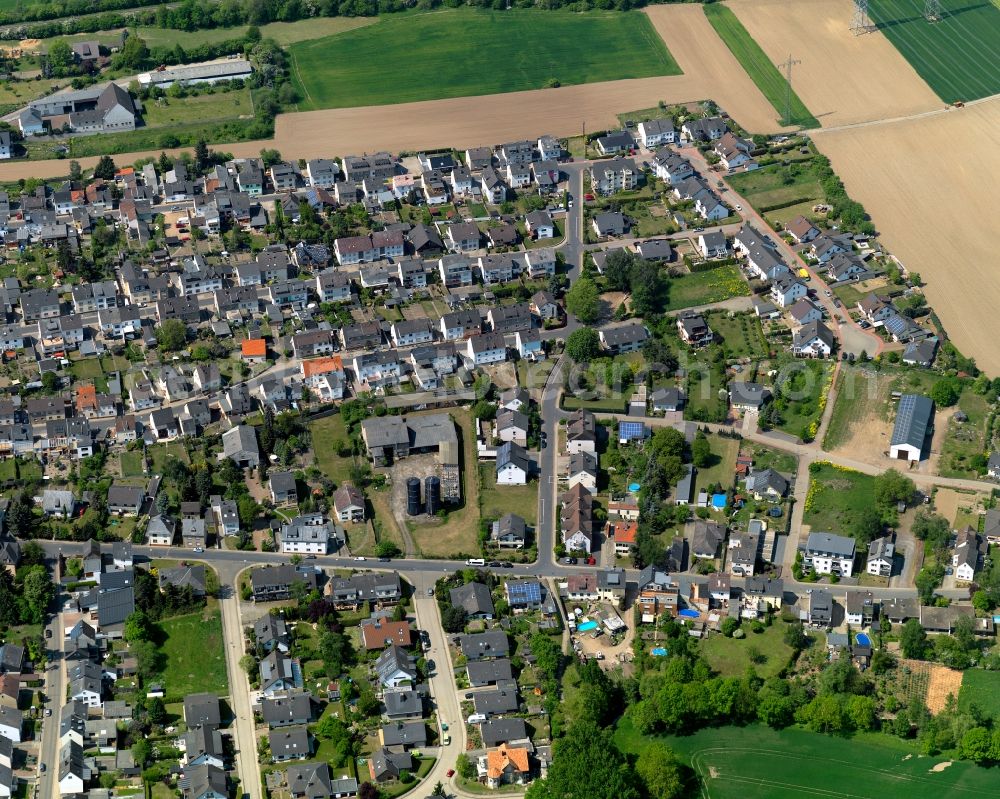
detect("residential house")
(866, 534), (895, 577)
(375, 646), (417, 689)
(450, 582), (495, 620)
(729, 382), (771, 412)
(598, 321), (648, 354)
(953, 527), (983, 582)
(690, 520), (725, 560)
(676, 311), (713, 346)
(637, 119), (676, 147)
(492, 513), (527, 549)
(277, 514), (331, 555)
(804, 532), (855, 577)
(332, 485), (365, 523)
(496, 442), (530, 486)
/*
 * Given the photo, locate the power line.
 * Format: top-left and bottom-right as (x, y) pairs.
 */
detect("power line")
(924, 0), (942, 22)
(850, 0), (875, 35)
(777, 54), (801, 127)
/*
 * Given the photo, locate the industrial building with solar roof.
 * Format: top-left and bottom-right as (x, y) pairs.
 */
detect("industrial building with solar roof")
(889, 394), (934, 462)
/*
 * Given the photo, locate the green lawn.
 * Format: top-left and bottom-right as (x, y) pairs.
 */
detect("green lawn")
(309, 415), (354, 484)
(803, 461), (877, 534)
(149, 441), (189, 472)
(703, 4), (819, 128)
(478, 464), (538, 527)
(288, 8), (681, 110)
(939, 389), (992, 479)
(693, 434), (740, 496)
(700, 623), (793, 679)
(958, 668), (1000, 718)
(870, 0), (1000, 102)
(143, 88), (253, 128)
(120, 451), (145, 478)
(615, 722), (999, 798)
(157, 606), (228, 700)
(772, 359), (833, 442)
(707, 311), (768, 359)
(684, 356), (728, 424)
(69, 357), (104, 382)
(664, 266), (750, 312)
(747, 443), (797, 476)
(727, 163), (824, 213)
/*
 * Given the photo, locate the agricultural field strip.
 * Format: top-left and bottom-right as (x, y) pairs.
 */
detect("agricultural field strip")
(689, 746), (997, 796)
(870, 0), (1000, 101)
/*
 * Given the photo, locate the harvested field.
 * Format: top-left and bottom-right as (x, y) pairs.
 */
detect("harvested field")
(922, 660), (964, 714)
(726, 0), (940, 127)
(1, 5), (796, 182)
(814, 98), (1000, 375)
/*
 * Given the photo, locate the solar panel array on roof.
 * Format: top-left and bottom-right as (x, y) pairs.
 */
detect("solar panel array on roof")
(891, 394), (934, 450)
(506, 580), (542, 605)
(618, 421), (647, 440)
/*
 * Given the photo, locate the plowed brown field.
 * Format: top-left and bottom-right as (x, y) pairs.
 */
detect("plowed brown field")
(727, 0), (940, 127)
(814, 97), (1000, 374)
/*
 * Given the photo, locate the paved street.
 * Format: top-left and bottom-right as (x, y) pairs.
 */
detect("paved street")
(37, 614), (63, 799)
(219, 586), (261, 799)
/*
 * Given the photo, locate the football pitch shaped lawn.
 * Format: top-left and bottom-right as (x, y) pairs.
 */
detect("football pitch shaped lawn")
(870, 0), (1000, 102)
(617, 723), (1000, 799)
(288, 8), (681, 110)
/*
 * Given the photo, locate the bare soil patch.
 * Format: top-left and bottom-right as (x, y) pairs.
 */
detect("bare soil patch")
(726, 0), (940, 127)
(926, 665), (964, 715)
(814, 98), (1000, 375)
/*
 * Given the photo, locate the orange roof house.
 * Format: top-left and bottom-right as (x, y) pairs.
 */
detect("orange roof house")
(76, 384), (98, 414)
(483, 745), (530, 787)
(301, 355), (343, 378)
(360, 619), (411, 650)
(241, 338), (267, 359)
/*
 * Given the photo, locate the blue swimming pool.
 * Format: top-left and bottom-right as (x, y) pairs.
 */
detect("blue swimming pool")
(650, 647), (668, 657)
(679, 609), (700, 619)
(628, 482), (641, 492)
(577, 621), (599, 632)
(711, 493), (727, 509)
(855, 633), (871, 646)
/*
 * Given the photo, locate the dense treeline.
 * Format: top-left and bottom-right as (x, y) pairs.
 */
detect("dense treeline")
(1, 0), (693, 41)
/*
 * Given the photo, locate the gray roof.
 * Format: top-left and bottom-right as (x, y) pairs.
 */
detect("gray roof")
(891, 394), (934, 451)
(384, 687), (422, 718)
(223, 424), (259, 459)
(466, 659), (513, 686)
(481, 718), (529, 747)
(380, 721), (427, 747)
(182, 764), (227, 799)
(375, 645), (417, 685)
(158, 564), (206, 594)
(729, 381), (770, 408)
(450, 582), (495, 617)
(473, 688), (519, 715)
(460, 631), (509, 660)
(806, 532), (856, 558)
(269, 725), (310, 759)
(261, 691), (312, 726)
(184, 693), (221, 728)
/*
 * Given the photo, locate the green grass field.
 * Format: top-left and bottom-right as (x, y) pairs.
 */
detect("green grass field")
(958, 668), (1000, 717)
(665, 266), (750, 312)
(143, 88), (252, 128)
(870, 0), (1000, 102)
(479, 464), (538, 527)
(693, 434), (740, 496)
(702, 4), (819, 129)
(158, 606), (228, 699)
(700, 624), (793, 679)
(939, 389), (992, 479)
(803, 461), (877, 533)
(616, 723), (999, 798)
(727, 163), (824, 213)
(31, 17), (375, 53)
(773, 359), (833, 442)
(288, 9), (681, 110)
(707, 311), (768, 359)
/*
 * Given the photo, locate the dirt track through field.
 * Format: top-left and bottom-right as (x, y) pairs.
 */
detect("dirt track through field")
(0, 6), (794, 182)
(726, 0), (941, 127)
(813, 96), (1000, 375)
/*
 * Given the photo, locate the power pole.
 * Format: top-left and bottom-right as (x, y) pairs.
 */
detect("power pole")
(777, 54), (801, 127)
(850, 0), (875, 35)
(924, 0), (942, 22)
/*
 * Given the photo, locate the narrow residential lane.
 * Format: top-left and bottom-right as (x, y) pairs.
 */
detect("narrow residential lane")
(219, 584), (262, 799)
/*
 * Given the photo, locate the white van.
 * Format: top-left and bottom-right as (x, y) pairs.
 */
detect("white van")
(466, 558), (486, 567)
(467, 713), (487, 724)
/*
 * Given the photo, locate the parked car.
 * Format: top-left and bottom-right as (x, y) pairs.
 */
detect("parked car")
(427, 587), (434, 596)
(354, 556), (366, 561)
(501, 562), (514, 568)
(446, 769), (455, 778)
(192, 547), (204, 553)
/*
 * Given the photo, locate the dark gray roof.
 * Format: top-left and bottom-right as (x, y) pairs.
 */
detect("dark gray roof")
(481, 718), (529, 747)
(459, 631), (509, 660)
(379, 721), (427, 747)
(383, 687), (422, 717)
(261, 692), (312, 726)
(184, 693), (221, 728)
(466, 659), (513, 686)
(806, 532), (856, 558)
(891, 394), (934, 451)
(450, 582), (494, 617)
(269, 725), (310, 759)
(473, 688), (519, 715)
